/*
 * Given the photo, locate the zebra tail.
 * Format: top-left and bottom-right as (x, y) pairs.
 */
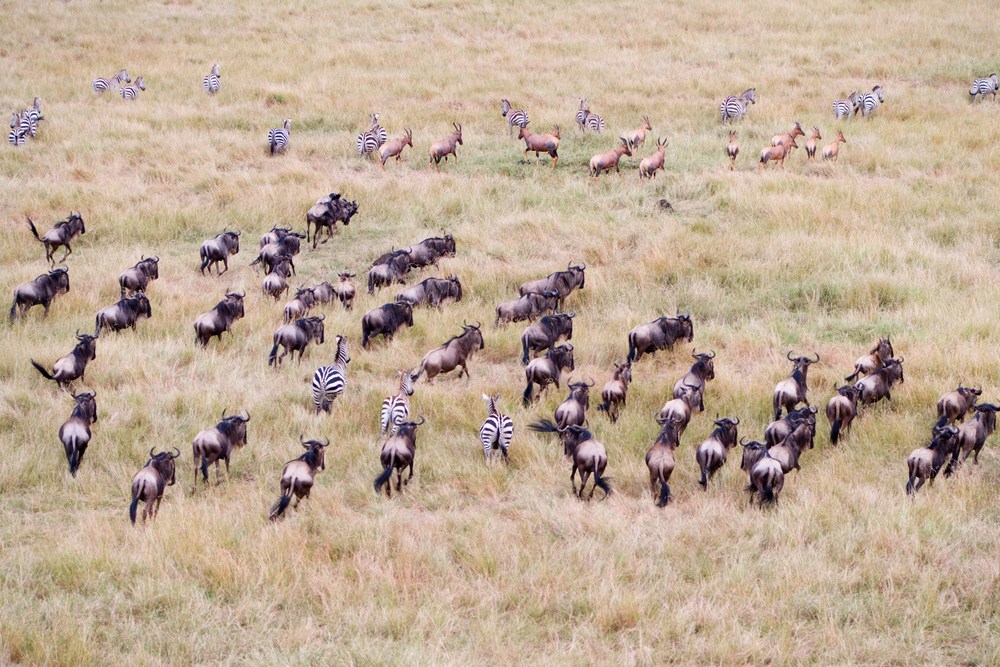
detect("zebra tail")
(270, 134), (277, 155)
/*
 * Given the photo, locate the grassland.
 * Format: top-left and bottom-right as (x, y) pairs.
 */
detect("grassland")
(3, 0), (1000, 664)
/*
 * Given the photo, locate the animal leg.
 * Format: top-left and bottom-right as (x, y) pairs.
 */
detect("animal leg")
(60, 246), (72, 263)
(406, 462), (414, 485)
(570, 466), (577, 494)
(579, 471), (591, 499)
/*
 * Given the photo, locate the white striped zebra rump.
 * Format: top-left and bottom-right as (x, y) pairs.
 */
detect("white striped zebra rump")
(856, 86), (883, 117)
(92, 69), (129, 94)
(356, 131), (379, 157)
(203, 64), (221, 94)
(380, 395), (409, 437)
(312, 365), (346, 413)
(8, 126), (26, 147)
(119, 77), (145, 101)
(832, 99), (853, 120)
(480, 394), (513, 463)
(720, 88), (756, 124)
(970, 75), (998, 102)
(585, 114), (605, 133)
(268, 119), (291, 154)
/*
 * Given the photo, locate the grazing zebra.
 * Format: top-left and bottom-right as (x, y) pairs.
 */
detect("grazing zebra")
(479, 393), (513, 464)
(575, 98), (590, 132)
(832, 91), (858, 120)
(8, 113), (26, 147)
(92, 68), (130, 94)
(970, 74), (998, 102)
(311, 336), (350, 414)
(855, 86), (884, 117)
(381, 369), (416, 437)
(268, 118), (291, 154)
(203, 63), (221, 95)
(719, 88), (756, 124)
(501, 99), (529, 136)
(119, 76), (145, 101)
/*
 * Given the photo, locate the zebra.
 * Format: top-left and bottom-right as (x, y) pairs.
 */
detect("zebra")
(268, 119), (291, 154)
(719, 88), (756, 124)
(970, 74), (998, 102)
(479, 393), (513, 464)
(368, 113), (387, 147)
(832, 91), (858, 120)
(8, 113), (26, 147)
(575, 98), (590, 132)
(855, 86), (884, 117)
(119, 76), (145, 101)
(501, 99), (529, 136)
(381, 369), (417, 437)
(585, 113), (605, 133)
(203, 63), (221, 95)
(356, 130), (379, 158)
(311, 336), (350, 414)
(21, 97), (42, 137)
(10, 110), (34, 141)
(92, 68), (130, 94)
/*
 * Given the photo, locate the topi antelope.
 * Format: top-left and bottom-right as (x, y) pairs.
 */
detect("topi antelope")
(589, 137), (632, 177)
(695, 417), (740, 489)
(523, 344), (575, 406)
(846, 338), (894, 382)
(59, 391), (98, 476)
(597, 360), (632, 423)
(627, 313), (693, 363)
(770, 121), (804, 148)
(759, 137), (798, 169)
(193, 291), (245, 347)
(10, 267), (70, 321)
(269, 315), (325, 366)
(638, 137), (667, 179)
(379, 128), (413, 169)
(429, 122), (462, 170)
(414, 322), (484, 382)
(269, 436), (328, 520)
(518, 123), (560, 168)
(191, 409), (250, 487)
(804, 127), (822, 159)
(31, 331), (98, 390)
(935, 385), (981, 428)
(826, 384), (859, 444)
(726, 130), (739, 170)
(626, 116), (653, 151)
(26, 213), (85, 265)
(530, 420), (612, 500)
(129, 448), (180, 524)
(119, 256), (160, 297)
(822, 131), (847, 161)
(773, 351), (819, 419)
(374, 417), (424, 497)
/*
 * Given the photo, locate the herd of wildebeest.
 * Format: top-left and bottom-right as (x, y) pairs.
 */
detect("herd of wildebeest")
(9, 194), (998, 524)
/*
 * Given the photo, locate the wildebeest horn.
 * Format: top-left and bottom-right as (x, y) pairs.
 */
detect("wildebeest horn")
(470, 321), (481, 329)
(241, 411), (250, 422)
(566, 312), (576, 318)
(811, 352), (820, 362)
(786, 351), (795, 361)
(584, 376), (595, 387)
(654, 413), (668, 425)
(739, 436), (749, 445)
(705, 350), (715, 359)
(896, 356), (903, 363)
(973, 386), (982, 395)
(732, 417), (740, 425)
(316, 314), (325, 321)
(300, 434), (310, 448)
(171, 447), (181, 458)
(152, 256), (158, 262)
(221, 407), (227, 418)
(413, 416), (426, 426)
(149, 447), (156, 458)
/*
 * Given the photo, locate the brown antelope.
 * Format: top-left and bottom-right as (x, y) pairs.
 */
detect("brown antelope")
(414, 322), (484, 382)
(374, 417), (424, 497)
(523, 344), (575, 406)
(429, 122), (462, 170)
(672, 349), (715, 412)
(955, 403), (1000, 465)
(626, 116), (652, 151)
(935, 386), (981, 428)
(906, 426), (960, 494)
(129, 448), (180, 524)
(695, 417), (740, 489)
(31, 331), (98, 390)
(657, 383), (702, 437)
(646, 417), (681, 506)
(726, 130), (739, 170)
(597, 361), (632, 423)
(822, 131), (847, 161)
(826, 385), (860, 444)
(638, 137), (667, 179)
(589, 137), (632, 177)
(804, 127), (822, 159)
(59, 391), (98, 476)
(269, 437), (328, 520)
(854, 358), (904, 407)
(759, 137), (798, 169)
(517, 123), (560, 168)
(191, 409), (250, 487)
(846, 338), (894, 382)
(379, 128), (413, 168)
(529, 420), (611, 500)
(771, 121), (804, 148)
(773, 352), (819, 419)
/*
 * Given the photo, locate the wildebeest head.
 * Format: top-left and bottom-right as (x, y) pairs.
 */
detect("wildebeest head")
(692, 348), (715, 379)
(461, 321), (484, 350)
(75, 330), (99, 361)
(50, 267), (71, 294)
(787, 350), (820, 370)
(448, 275), (463, 301)
(339, 199), (359, 225)
(300, 435), (329, 471)
(219, 408), (251, 447)
(301, 314), (325, 344)
(148, 447), (181, 486)
(675, 313), (694, 342)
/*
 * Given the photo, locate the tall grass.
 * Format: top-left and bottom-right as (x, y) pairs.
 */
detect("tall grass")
(3, 0), (1000, 664)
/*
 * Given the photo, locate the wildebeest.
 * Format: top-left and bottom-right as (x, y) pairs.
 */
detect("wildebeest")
(656, 384), (702, 437)
(316, 273), (356, 310)
(31, 331), (98, 390)
(396, 275), (462, 308)
(854, 358), (904, 407)
(193, 291), (245, 347)
(10, 267), (70, 321)
(199, 230), (240, 275)
(529, 420), (611, 500)
(401, 235), (456, 270)
(695, 417), (740, 489)
(518, 262), (586, 305)
(59, 391), (98, 476)
(262, 258), (294, 300)
(367, 250), (412, 293)
(764, 405), (817, 447)
(672, 349), (715, 411)
(646, 416), (681, 506)
(27, 212), (85, 264)
(269, 315), (325, 366)
(129, 447), (180, 524)
(283, 287), (316, 323)
(956, 403), (1000, 465)
(374, 417), (424, 497)
(845, 337), (893, 382)
(495, 290), (560, 326)
(597, 360), (632, 423)
(523, 343), (575, 406)
(626, 313), (693, 362)
(414, 322), (484, 382)
(553, 378), (594, 438)
(773, 351), (820, 419)
(826, 384), (860, 444)
(765, 415), (816, 474)
(260, 226), (292, 248)
(361, 301), (414, 349)
(906, 426), (961, 495)
(306, 193), (359, 249)
(743, 441), (784, 506)
(191, 409), (250, 487)
(935, 385), (982, 428)
(252, 233), (304, 274)
(95, 292), (152, 334)
(118, 256), (159, 297)
(520, 313), (574, 365)
(269, 436), (328, 520)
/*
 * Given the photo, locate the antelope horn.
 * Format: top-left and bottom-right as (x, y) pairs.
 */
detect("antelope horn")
(413, 416), (426, 426)
(221, 407), (227, 418)
(321, 438), (330, 447)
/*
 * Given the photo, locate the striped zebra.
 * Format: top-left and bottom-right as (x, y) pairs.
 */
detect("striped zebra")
(356, 130), (379, 157)
(203, 63), (221, 95)
(585, 113), (605, 133)
(268, 118), (291, 154)
(719, 88), (756, 124)
(119, 76), (145, 101)
(832, 91), (858, 120)
(970, 73), (998, 102)
(575, 98), (589, 132)
(311, 336), (351, 414)
(479, 393), (513, 464)
(381, 369), (417, 437)
(10, 110), (35, 141)
(92, 68), (130, 94)
(501, 99), (529, 136)
(21, 97), (42, 137)
(368, 114), (387, 147)
(855, 85), (884, 117)
(8, 113), (26, 147)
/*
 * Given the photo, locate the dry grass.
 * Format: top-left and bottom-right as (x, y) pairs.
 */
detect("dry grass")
(3, 0), (1000, 664)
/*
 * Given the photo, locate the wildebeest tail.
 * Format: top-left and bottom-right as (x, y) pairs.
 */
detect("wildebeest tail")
(593, 466), (613, 499)
(269, 492), (292, 521)
(627, 334), (637, 363)
(830, 419), (842, 444)
(374, 451), (395, 494)
(30, 359), (55, 381)
(935, 414), (948, 429)
(523, 379), (534, 407)
(905, 459), (918, 495)
(528, 419), (560, 435)
(268, 343), (279, 366)
(129, 480), (144, 524)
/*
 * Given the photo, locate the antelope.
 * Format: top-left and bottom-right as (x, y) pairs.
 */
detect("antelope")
(191, 409), (250, 487)
(759, 137), (798, 169)
(26, 212), (85, 264)
(553, 378), (594, 439)
(626, 116), (652, 151)
(956, 403), (1000, 465)
(935, 386), (981, 427)
(283, 287), (316, 323)
(638, 137), (667, 179)
(119, 256), (159, 297)
(31, 331), (98, 390)
(129, 448), (180, 524)
(10, 267), (70, 321)
(429, 122), (462, 170)
(269, 437), (328, 520)
(826, 385), (859, 444)
(846, 338), (894, 382)
(854, 358), (904, 407)
(521, 313), (574, 364)
(770, 121), (804, 148)
(59, 391), (98, 477)
(193, 291), (245, 347)
(597, 360), (632, 423)
(523, 344), (575, 406)
(589, 137), (632, 177)
(517, 123), (560, 168)
(646, 417), (681, 506)
(804, 127), (822, 159)
(672, 349), (715, 412)
(95, 292), (152, 334)
(822, 131), (846, 161)
(726, 130), (739, 170)
(695, 417), (740, 489)
(199, 230), (240, 275)
(627, 313), (693, 362)
(374, 417), (424, 497)
(414, 322), (484, 382)
(906, 426), (960, 495)
(773, 351), (820, 419)
(268, 315), (325, 366)
(657, 383), (702, 437)
(379, 128), (413, 168)
(529, 421), (611, 500)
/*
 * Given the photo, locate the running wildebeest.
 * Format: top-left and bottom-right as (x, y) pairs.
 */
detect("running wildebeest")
(118, 256), (159, 297)
(597, 360), (632, 423)
(845, 338), (894, 382)
(646, 416), (681, 506)
(773, 351), (820, 419)
(306, 193), (359, 249)
(129, 447), (180, 524)
(826, 384), (860, 444)
(192, 409), (250, 487)
(269, 436), (328, 520)
(956, 403), (1000, 466)
(374, 417), (425, 498)
(10, 267), (70, 321)
(361, 301), (414, 349)
(627, 313), (693, 362)
(395, 275), (463, 308)
(518, 262), (586, 305)
(854, 358), (904, 407)
(414, 322), (484, 382)
(935, 386), (982, 428)
(199, 230), (240, 275)
(367, 250), (412, 293)
(495, 290), (560, 326)
(400, 235), (457, 270)
(523, 343), (575, 406)
(193, 291), (245, 347)
(31, 331), (98, 390)
(95, 292), (151, 334)
(520, 313), (574, 364)
(59, 391), (98, 476)
(27, 212), (85, 264)
(672, 349), (715, 411)
(906, 426), (961, 495)
(269, 315), (325, 366)
(695, 416), (740, 489)
(529, 420), (611, 500)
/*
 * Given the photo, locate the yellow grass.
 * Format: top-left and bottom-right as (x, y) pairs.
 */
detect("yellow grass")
(3, 0), (1000, 664)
